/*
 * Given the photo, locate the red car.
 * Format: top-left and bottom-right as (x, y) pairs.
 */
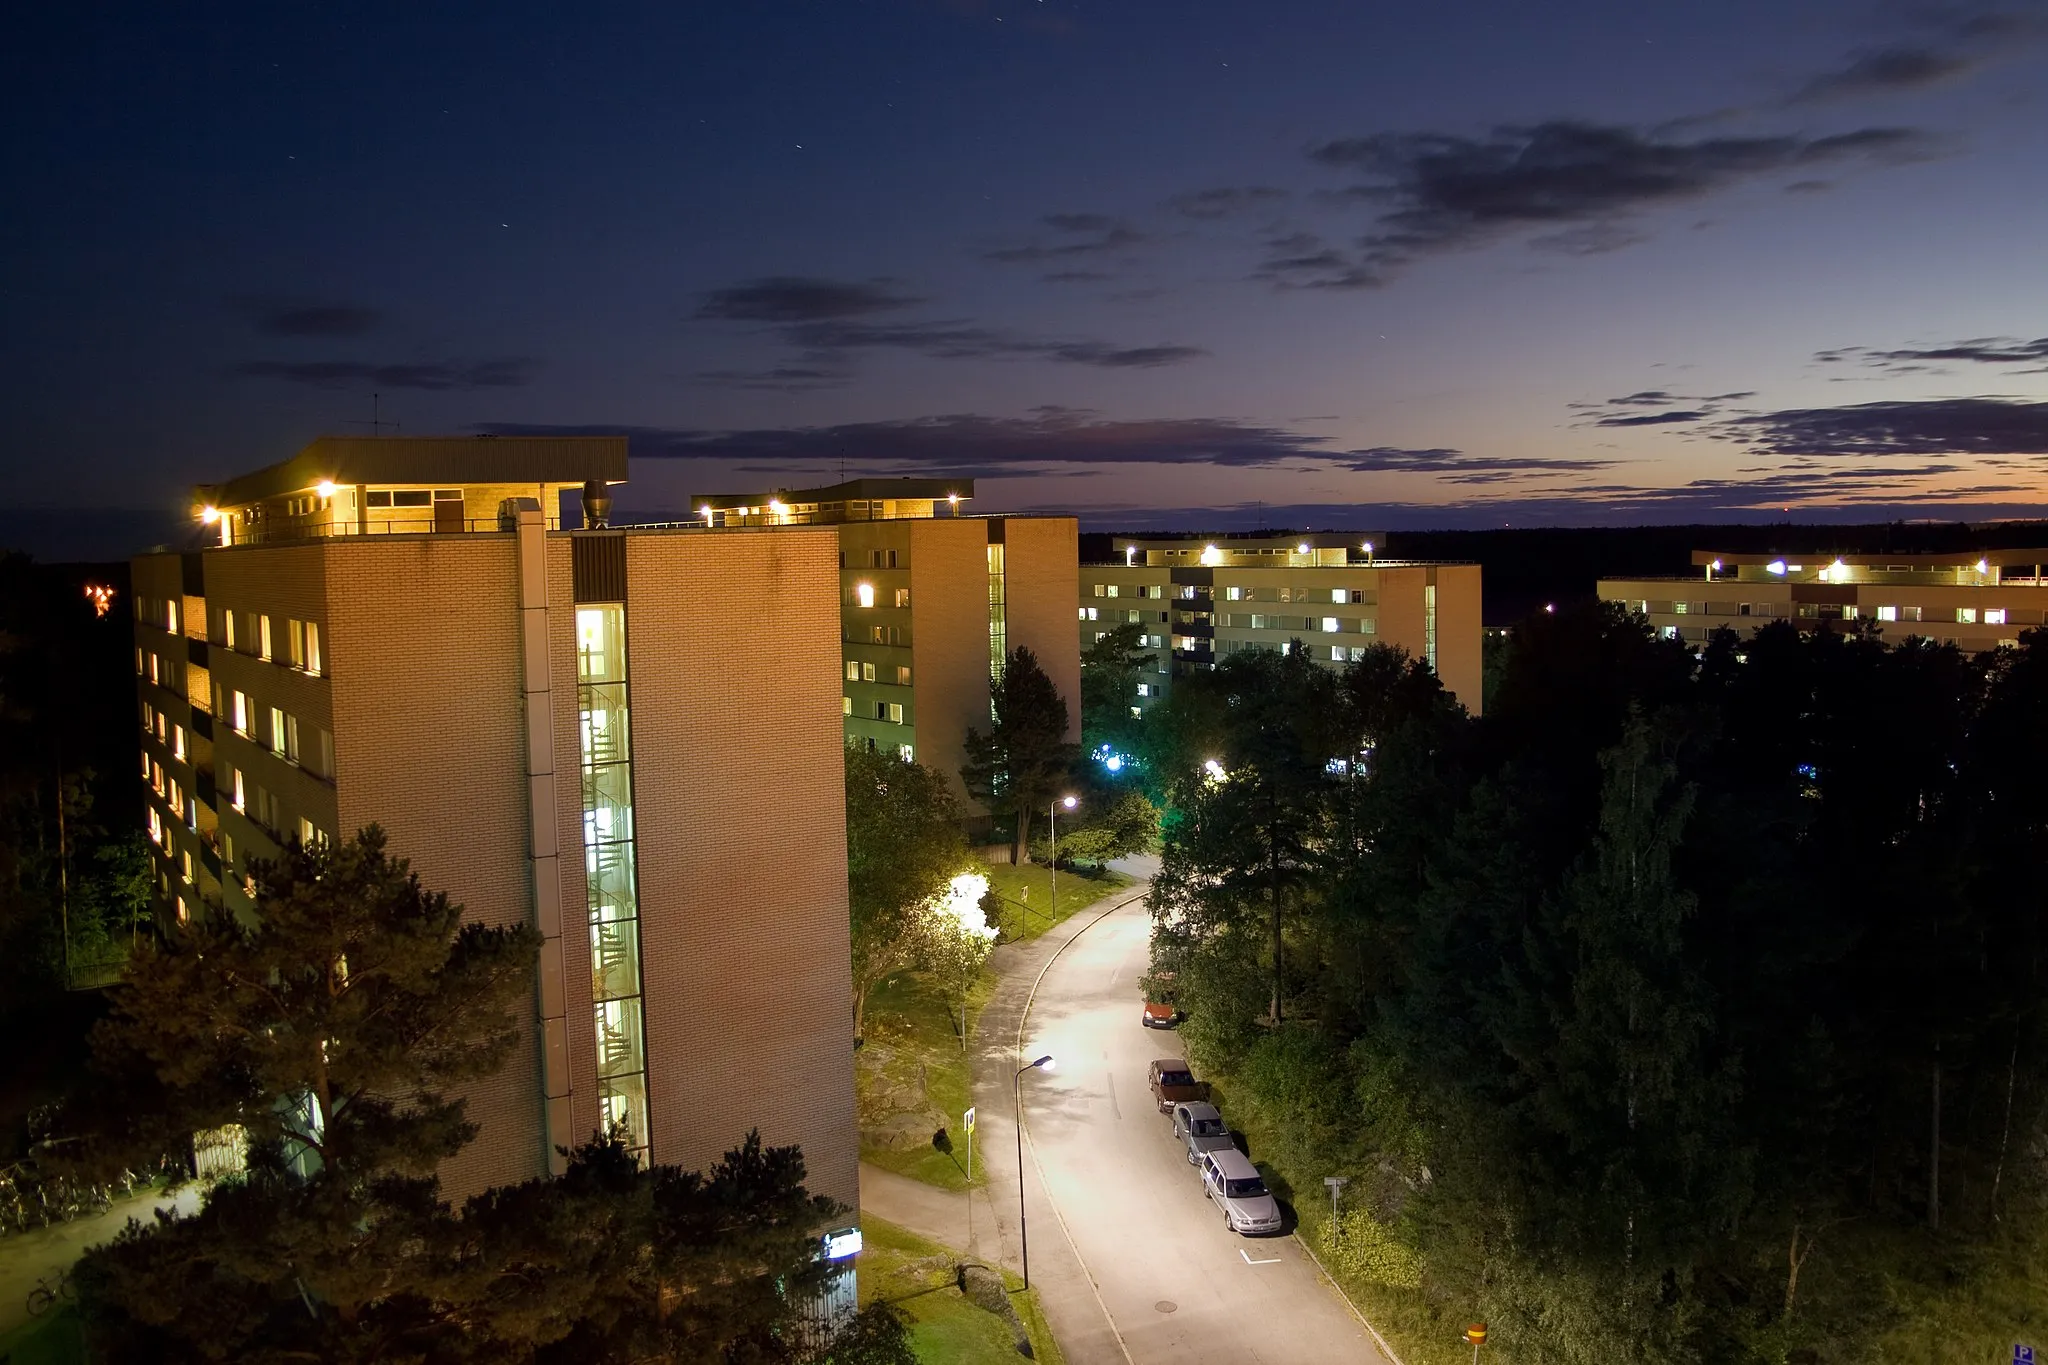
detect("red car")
(1141, 970), (1182, 1028)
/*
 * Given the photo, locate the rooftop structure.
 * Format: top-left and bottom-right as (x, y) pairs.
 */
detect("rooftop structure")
(689, 478), (975, 528)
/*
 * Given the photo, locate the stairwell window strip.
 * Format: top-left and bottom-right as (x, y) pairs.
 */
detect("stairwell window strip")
(576, 604), (651, 1158)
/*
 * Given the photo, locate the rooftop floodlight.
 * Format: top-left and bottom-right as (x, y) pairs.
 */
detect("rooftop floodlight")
(1766, 560), (1787, 575)
(1199, 544), (1223, 566)
(315, 480), (337, 498)
(1977, 558), (1990, 574)
(1297, 542), (1310, 554)
(200, 505), (221, 524)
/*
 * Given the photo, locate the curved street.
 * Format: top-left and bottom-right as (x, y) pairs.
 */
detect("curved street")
(998, 881), (1395, 1364)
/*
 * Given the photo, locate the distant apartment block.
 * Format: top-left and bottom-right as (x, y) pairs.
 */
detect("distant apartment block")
(1079, 532), (1484, 717)
(135, 436), (857, 1225)
(693, 480), (1082, 808)
(1599, 549), (2048, 652)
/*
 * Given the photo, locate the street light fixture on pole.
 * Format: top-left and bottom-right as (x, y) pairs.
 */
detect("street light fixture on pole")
(1049, 795), (1076, 921)
(1014, 1054), (1056, 1289)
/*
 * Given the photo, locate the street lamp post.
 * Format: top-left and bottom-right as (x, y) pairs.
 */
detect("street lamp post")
(1049, 795), (1076, 921)
(1014, 1054), (1056, 1289)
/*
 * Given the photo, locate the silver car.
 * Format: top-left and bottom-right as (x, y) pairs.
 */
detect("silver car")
(1200, 1148), (1283, 1235)
(1171, 1101), (1233, 1166)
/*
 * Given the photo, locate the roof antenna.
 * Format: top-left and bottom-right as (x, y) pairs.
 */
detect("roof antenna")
(345, 391), (399, 437)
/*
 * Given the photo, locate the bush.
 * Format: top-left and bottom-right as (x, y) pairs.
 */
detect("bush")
(1320, 1208), (1423, 1290)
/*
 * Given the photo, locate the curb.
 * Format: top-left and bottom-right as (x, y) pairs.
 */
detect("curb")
(1295, 1233), (1409, 1365)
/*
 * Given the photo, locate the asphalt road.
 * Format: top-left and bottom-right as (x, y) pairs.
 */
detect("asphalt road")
(1019, 894), (1395, 1364)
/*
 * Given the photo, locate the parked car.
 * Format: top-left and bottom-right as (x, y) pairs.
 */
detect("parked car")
(1200, 1148), (1283, 1235)
(1171, 1101), (1233, 1165)
(1141, 971), (1181, 1028)
(1148, 1059), (1208, 1113)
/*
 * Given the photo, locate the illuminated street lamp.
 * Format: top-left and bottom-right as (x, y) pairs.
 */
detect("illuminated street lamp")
(1049, 795), (1077, 921)
(1014, 1054), (1056, 1288)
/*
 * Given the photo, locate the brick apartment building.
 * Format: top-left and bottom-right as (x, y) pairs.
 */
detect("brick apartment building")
(133, 436), (857, 1220)
(1599, 547), (2048, 652)
(1079, 532), (1485, 720)
(693, 479), (1082, 811)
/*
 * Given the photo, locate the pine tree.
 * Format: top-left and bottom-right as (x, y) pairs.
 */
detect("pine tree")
(961, 646), (1079, 864)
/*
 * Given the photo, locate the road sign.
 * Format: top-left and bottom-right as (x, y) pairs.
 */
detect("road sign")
(963, 1107), (976, 1135)
(2014, 1345), (2034, 1364)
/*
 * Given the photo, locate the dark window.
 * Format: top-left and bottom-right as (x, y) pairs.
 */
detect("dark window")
(367, 491), (394, 507)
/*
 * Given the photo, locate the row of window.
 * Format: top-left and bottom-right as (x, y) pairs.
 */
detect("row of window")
(841, 549), (904, 569)
(850, 584), (912, 609)
(137, 645), (187, 695)
(365, 488), (462, 508)
(1219, 613), (1380, 635)
(844, 660), (913, 685)
(222, 686), (335, 779)
(1090, 583), (1168, 599)
(1080, 606), (1171, 623)
(1642, 599), (2023, 626)
(141, 702), (190, 762)
(1223, 585), (1373, 604)
(848, 624), (907, 646)
(844, 698), (909, 724)
(214, 608), (324, 674)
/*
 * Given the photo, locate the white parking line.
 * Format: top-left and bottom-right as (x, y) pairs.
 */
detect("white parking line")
(1240, 1247), (1283, 1265)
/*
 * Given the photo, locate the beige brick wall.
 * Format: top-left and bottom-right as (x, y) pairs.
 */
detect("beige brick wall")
(909, 520), (996, 807)
(622, 528), (859, 1213)
(998, 518), (1082, 743)
(1431, 564), (1484, 717)
(322, 534), (547, 1199)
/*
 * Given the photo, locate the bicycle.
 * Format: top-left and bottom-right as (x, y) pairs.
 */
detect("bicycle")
(26, 1270), (73, 1318)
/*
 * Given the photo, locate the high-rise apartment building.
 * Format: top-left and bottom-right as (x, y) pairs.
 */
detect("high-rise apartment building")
(134, 436), (858, 1222)
(1079, 532), (1484, 717)
(694, 480), (1081, 809)
(1600, 548), (2048, 652)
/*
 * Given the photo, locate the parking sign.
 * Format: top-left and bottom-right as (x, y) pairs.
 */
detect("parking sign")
(2014, 1344), (2034, 1364)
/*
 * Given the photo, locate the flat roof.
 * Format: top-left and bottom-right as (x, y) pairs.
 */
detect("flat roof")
(1692, 548), (2048, 568)
(210, 435), (629, 505)
(691, 477), (974, 510)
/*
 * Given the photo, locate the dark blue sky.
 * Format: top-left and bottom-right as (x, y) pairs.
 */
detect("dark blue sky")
(5, 0), (2047, 555)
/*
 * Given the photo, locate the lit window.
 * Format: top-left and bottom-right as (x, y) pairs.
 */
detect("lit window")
(894, 588), (910, 608)
(1986, 608), (2007, 625)
(898, 744), (914, 762)
(232, 690), (249, 734)
(888, 703), (904, 724)
(259, 616), (273, 661)
(140, 750), (152, 779)
(895, 665), (912, 685)
(149, 653), (160, 685)
(855, 582), (875, 609)
(845, 660), (859, 682)
(271, 707), (288, 755)
(1130, 706), (1142, 718)
(1332, 645), (1346, 661)
(1094, 584), (1106, 598)
(1078, 607), (1087, 621)
(1106, 584), (1119, 598)
(297, 817), (316, 846)
(173, 725), (186, 761)
(305, 622), (322, 675)
(1322, 617), (1340, 632)
(1877, 605), (1897, 621)
(223, 612), (237, 649)
(1332, 589), (1346, 604)
(843, 696), (853, 716)
(232, 768), (246, 811)
(1957, 607), (1978, 624)
(861, 662), (877, 682)
(1842, 605), (1859, 620)
(1661, 625), (1680, 640)
(1137, 683), (1151, 697)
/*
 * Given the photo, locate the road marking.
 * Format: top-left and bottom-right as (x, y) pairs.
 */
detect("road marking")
(1107, 1071), (1122, 1120)
(1241, 1248), (1283, 1265)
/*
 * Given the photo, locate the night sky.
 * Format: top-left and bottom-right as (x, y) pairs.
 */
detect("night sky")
(5, 1), (2048, 559)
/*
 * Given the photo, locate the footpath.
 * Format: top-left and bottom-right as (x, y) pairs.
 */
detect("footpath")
(856, 855), (1157, 1365)
(0, 1184), (202, 1337)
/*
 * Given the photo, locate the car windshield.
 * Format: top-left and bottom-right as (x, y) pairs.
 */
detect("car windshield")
(1225, 1177), (1268, 1199)
(1192, 1118), (1225, 1136)
(1160, 1070), (1193, 1086)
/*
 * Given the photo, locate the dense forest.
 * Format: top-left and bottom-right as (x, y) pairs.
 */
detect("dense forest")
(1136, 606), (2048, 1361)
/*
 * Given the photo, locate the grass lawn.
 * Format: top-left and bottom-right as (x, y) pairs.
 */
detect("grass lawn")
(0, 1308), (84, 1365)
(981, 859), (1131, 943)
(861, 1215), (1064, 1365)
(857, 966), (995, 1190)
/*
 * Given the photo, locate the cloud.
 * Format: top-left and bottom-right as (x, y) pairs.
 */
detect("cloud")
(1041, 270), (1112, 283)
(1596, 410), (1708, 427)
(783, 320), (1204, 368)
(478, 412), (1615, 486)
(693, 366), (851, 392)
(237, 298), (382, 338)
(1720, 397), (2048, 456)
(1293, 120), (1938, 286)
(983, 216), (1147, 263)
(1817, 336), (2048, 374)
(692, 274), (1205, 370)
(694, 276), (921, 322)
(1568, 388), (1757, 428)
(1168, 186), (1290, 219)
(233, 358), (536, 390)
(1787, 46), (1978, 103)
